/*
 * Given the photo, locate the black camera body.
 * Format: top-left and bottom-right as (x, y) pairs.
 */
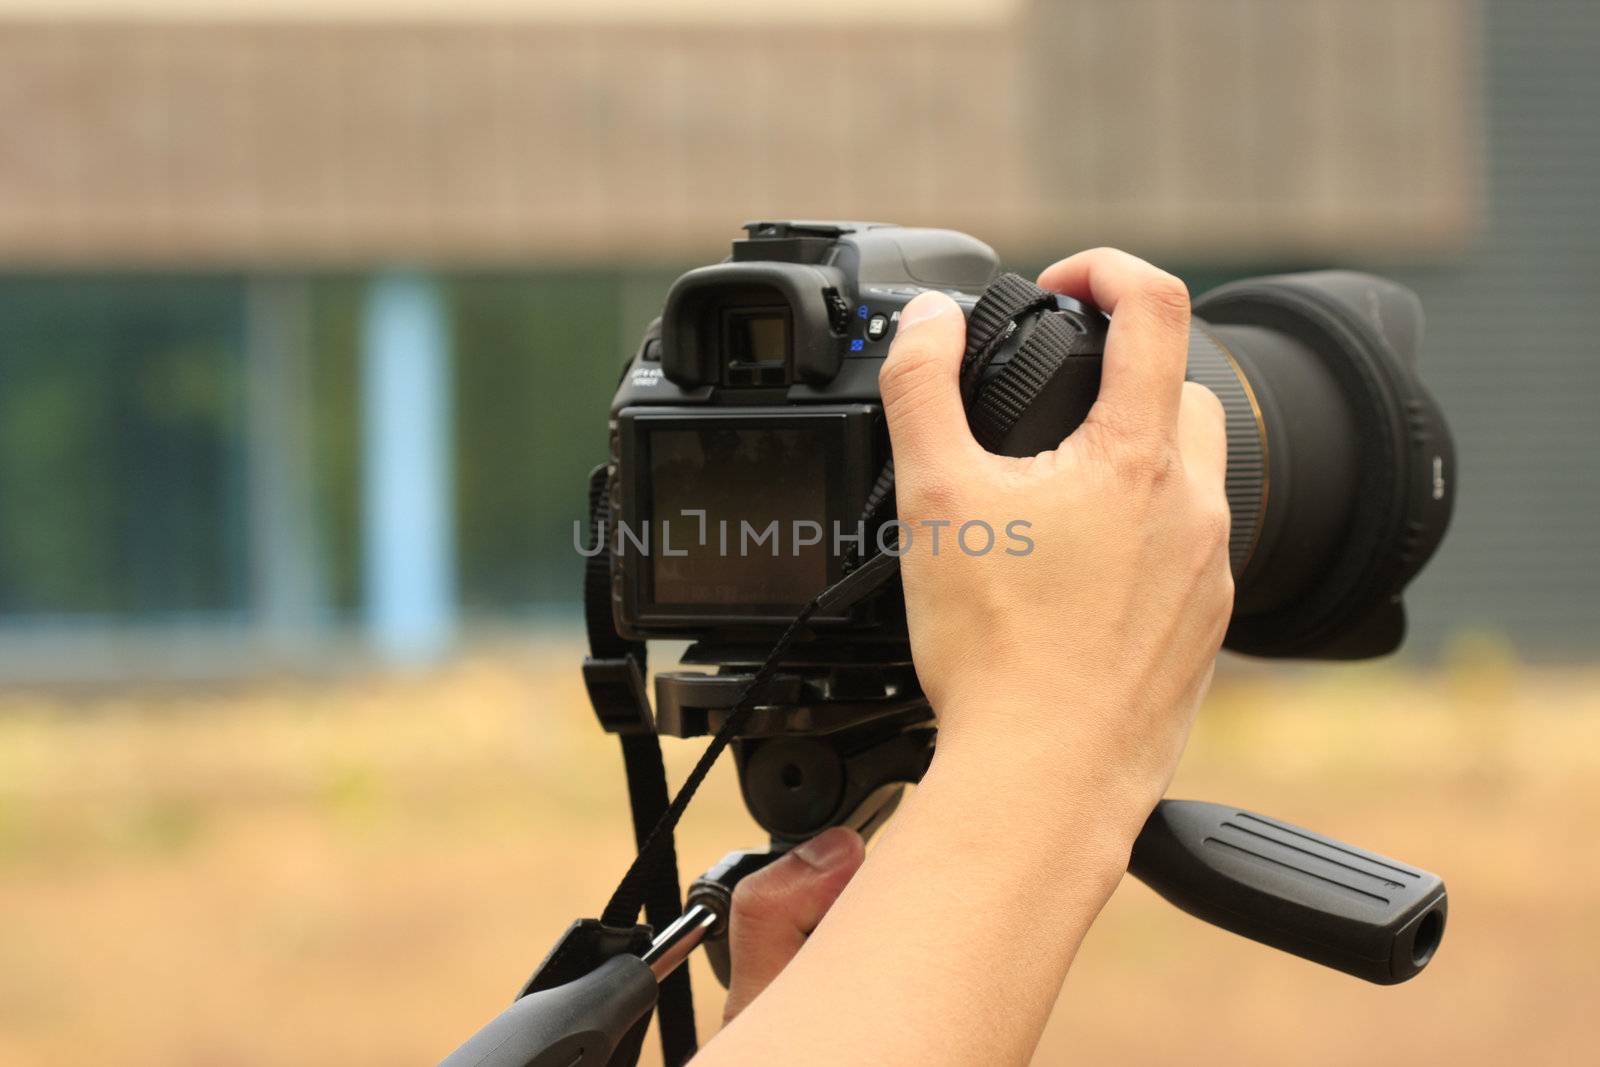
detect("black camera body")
(607, 221), (998, 645)
(606, 220), (1455, 681)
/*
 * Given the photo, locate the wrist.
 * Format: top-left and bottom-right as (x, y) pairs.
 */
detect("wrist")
(914, 723), (1147, 906)
(927, 694), (1162, 863)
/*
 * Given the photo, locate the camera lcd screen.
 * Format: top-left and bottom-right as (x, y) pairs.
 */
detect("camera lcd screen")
(648, 426), (829, 608)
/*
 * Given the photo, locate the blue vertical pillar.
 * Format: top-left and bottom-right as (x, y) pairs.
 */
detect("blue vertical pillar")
(361, 270), (457, 663)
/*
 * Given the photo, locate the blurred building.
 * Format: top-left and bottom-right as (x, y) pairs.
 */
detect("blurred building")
(1, 0), (1476, 262)
(0, 0), (1594, 676)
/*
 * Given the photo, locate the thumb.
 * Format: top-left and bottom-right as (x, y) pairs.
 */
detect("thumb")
(722, 827), (866, 1023)
(879, 292), (980, 481)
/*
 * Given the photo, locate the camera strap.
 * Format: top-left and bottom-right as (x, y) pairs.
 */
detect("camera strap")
(578, 464), (700, 1067)
(575, 272), (1092, 1067)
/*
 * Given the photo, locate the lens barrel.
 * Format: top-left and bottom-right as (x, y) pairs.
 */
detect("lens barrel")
(966, 269), (1453, 661)
(1184, 329), (1272, 579)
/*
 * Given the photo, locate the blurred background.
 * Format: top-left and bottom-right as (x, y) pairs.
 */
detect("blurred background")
(0, 0), (1596, 1063)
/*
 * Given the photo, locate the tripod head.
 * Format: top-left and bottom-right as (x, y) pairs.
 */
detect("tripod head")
(657, 645), (932, 843)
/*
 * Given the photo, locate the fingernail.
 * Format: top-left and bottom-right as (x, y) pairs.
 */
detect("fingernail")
(793, 827), (858, 870)
(897, 291), (956, 332)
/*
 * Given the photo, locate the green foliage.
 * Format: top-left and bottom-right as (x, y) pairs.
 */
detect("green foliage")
(0, 276), (247, 615)
(452, 271), (647, 608)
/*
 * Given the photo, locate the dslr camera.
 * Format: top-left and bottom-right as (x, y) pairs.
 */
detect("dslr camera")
(600, 219), (1454, 842)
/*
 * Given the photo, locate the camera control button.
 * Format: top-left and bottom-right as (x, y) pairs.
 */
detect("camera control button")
(642, 338), (662, 361)
(866, 314), (890, 342)
(824, 289), (852, 334)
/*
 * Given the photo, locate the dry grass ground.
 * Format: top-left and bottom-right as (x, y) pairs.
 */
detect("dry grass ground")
(0, 638), (1596, 1066)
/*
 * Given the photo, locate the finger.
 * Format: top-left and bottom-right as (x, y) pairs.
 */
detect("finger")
(879, 291), (982, 474)
(1177, 381), (1228, 495)
(1037, 248), (1191, 444)
(722, 827), (865, 1023)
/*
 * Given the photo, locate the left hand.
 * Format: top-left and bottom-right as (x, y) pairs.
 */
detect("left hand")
(721, 827), (866, 1023)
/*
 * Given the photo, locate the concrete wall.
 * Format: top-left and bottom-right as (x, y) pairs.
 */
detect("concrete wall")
(0, 0), (1477, 266)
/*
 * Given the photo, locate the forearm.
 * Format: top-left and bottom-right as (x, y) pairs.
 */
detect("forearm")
(696, 715), (1145, 1067)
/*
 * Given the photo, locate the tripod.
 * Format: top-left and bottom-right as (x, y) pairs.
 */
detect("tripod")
(439, 640), (1448, 1067)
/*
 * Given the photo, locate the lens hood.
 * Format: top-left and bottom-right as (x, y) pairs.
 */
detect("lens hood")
(1197, 273), (1455, 658)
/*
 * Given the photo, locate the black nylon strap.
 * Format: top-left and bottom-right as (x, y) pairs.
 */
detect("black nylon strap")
(601, 596), (823, 927)
(581, 465), (698, 1067)
(970, 311), (1093, 450)
(960, 273), (1059, 407)
(964, 274), (1102, 452)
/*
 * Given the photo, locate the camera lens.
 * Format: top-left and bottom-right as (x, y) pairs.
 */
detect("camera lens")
(1190, 273), (1456, 659)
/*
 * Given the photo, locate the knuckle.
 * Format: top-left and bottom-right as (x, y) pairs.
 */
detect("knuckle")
(1198, 496), (1232, 553)
(1182, 380), (1226, 427)
(1189, 488), (1235, 624)
(1217, 567), (1237, 611)
(1135, 273), (1192, 331)
(1113, 436), (1177, 488)
(1081, 414), (1168, 480)
(878, 341), (942, 406)
(1209, 566), (1237, 636)
(729, 877), (778, 927)
(908, 477), (960, 519)
(896, 470), (964, 527)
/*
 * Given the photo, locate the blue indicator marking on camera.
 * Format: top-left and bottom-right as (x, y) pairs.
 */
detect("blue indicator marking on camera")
(850, 338), (865, 352)
(857, 305), (870, 320)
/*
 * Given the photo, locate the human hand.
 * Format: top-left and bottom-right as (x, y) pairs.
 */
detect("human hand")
(878, 248), (1232, 841)
(720, 827), (866, 1024)
(698, 252), (1229, 1067)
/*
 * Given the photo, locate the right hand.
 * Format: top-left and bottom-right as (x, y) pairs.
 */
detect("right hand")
(878, 248), (1233, 839)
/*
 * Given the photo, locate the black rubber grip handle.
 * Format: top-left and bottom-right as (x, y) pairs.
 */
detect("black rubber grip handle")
(438, 953), (657, 1067)
(1129, 800), (1447, 984)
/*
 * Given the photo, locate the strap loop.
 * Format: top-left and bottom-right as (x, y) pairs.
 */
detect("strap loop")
(582, 656), (655, 735)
